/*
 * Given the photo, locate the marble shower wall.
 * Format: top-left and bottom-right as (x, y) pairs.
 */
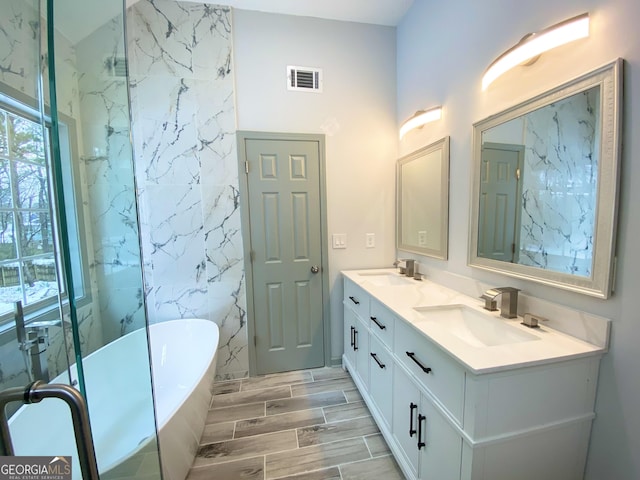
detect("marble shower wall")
(519, 88), (599, 276)
(74, 16), (148, 343)
(127, 0), (248, 379)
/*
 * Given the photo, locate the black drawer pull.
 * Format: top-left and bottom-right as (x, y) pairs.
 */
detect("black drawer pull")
(406, 351), (432, 374)
(349, 296), (360, 305)
(409, 402), (417, 437)
(370, 352), (385, 369)
(370, 316), (386, 330)
(350, 326), (355, 347)
(353, 329), (358, 351)
(418, 413), (426, 450)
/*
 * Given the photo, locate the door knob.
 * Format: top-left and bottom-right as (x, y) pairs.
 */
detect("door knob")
(311, 265), (320, 274)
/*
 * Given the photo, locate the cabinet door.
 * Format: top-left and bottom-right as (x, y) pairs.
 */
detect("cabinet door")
(418, 394), (462, 480)
(392, 365), (421, 477)
(343, 307), (357, 368)
(369, 334), (393, 428)
(354, 315), (370, 390)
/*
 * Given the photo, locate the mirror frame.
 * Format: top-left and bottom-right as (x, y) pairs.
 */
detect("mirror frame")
(469, 59), (622, 298)
(397, 136), (450, 260)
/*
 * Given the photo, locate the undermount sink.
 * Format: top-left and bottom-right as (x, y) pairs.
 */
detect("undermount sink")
(413, 304), (539, 347)
(358, 272), (415, 286)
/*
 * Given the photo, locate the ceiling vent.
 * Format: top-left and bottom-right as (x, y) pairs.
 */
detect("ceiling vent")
(287, 65), (323, 93)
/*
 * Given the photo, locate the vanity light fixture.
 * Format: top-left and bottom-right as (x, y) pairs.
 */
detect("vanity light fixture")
(482, 12), (590, 90)
(399, 106), (442, 140)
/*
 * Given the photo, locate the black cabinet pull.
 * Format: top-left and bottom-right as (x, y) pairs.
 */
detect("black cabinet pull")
(353, 329), (358, 351)
(406, 351), (432, 374)
(370, 316), (386, 330)
(418, 414), (426, 449)
(350, 326), (355, 347)
(409, 402), (417, 437)
(370, 352), (385, 369)
(349, 296), (360, 305)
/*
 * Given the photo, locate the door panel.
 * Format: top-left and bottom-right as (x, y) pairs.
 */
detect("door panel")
(244, 138), (324, 374)
(478, 143), (524, 262)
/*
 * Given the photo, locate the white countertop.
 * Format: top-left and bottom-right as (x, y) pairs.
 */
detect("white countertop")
(343, 269), (605, 374)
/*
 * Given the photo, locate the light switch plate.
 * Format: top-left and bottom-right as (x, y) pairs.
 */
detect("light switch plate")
(332, 233), (347, 249)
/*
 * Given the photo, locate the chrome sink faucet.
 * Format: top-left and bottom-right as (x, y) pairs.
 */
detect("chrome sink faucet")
(480, 287), (520, 318)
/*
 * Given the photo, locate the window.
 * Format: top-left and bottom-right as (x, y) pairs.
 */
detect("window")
(0, 87), (89, 325)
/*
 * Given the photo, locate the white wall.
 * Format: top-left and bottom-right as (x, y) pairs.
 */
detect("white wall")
(233, 10), (398, 364)
(397, 0), (640, 478)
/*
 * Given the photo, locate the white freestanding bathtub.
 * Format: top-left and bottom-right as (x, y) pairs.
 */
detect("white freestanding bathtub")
(8, 318), (219, 480)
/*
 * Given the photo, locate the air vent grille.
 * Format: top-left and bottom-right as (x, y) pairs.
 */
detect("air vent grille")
(287, 65), (323, 93)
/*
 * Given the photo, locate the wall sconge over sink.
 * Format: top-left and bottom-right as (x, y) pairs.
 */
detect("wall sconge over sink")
(482, 12), (590, 90)
(399, 106), (442, 139)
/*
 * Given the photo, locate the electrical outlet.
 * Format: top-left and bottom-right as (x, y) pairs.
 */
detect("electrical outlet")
(332, 233), (347, 249)
(418, 230), (427, 246)
(366, 233), (375, 248)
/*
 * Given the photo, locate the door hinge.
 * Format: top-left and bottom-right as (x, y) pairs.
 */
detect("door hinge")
(512, 243), (516, 254)
(245, 161), (249, 174)
(249, 250), (255, 263)
(253, 335), (257, 346)
(516, 167), (521, 180)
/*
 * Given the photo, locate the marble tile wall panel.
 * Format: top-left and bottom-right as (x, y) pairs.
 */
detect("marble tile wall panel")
(127, 0), (247, 379)
(75, 16), (146, 343)
(519, 89), (599, 277)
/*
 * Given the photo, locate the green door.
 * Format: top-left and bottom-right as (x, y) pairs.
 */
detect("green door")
(478, 142), (524, 263)
(242, 136), (325, 374)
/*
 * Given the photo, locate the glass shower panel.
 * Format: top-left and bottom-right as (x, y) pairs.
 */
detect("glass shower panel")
(0, 0), (162, 478)
(46, 0), (162, 477)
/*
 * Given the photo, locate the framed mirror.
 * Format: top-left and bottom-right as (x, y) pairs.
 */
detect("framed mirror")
(469, 59), (622, 298)
(397, 136), (450, 259)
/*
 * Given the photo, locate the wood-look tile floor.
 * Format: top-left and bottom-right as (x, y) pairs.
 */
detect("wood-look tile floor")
(186, 368), (405, 480)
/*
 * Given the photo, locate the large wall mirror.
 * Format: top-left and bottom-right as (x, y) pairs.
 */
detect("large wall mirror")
(469, 59), (622, 298)
(397, 136), (450, 259)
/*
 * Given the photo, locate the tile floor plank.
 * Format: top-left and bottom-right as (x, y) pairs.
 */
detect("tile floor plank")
(297, 416), (379, 448)
(186, 456), (264, 480)
(194, 430), (297, 468)
(241, 371), (313, 391)
(207, 402), (265, 424)
(212, 380), (242, 396)
(309, 368), (349, 383)
(265, 437), (370, 479)
(339, 455), (404, 480)
(290, 377), (356, 397)
(236, 408), (326, 439)
(200, 421), (235, 445)
(211, 385), (292, 408)
(271, 466), (341, 480)
(322, 401), (369, 423)
(266, 391), (346, 416)
(364, 433), (392, 457)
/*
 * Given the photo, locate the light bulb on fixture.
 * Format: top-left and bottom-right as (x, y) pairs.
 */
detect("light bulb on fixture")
(399, 106), (442, 140)
(482, 13), (590, 90)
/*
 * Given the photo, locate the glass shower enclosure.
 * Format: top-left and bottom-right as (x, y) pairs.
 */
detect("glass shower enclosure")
(0, 0), (161, 478)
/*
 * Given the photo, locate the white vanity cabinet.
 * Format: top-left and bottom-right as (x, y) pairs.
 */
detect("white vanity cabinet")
(342, 273), (604, 480)
(368, 333), (393, 427)
(392, 364), (462, 479)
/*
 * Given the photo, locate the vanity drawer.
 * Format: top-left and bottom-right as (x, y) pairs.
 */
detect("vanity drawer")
(369, 298), (395, 349)
(395, 319), (465, 424)
(344, 278), (370, 319)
